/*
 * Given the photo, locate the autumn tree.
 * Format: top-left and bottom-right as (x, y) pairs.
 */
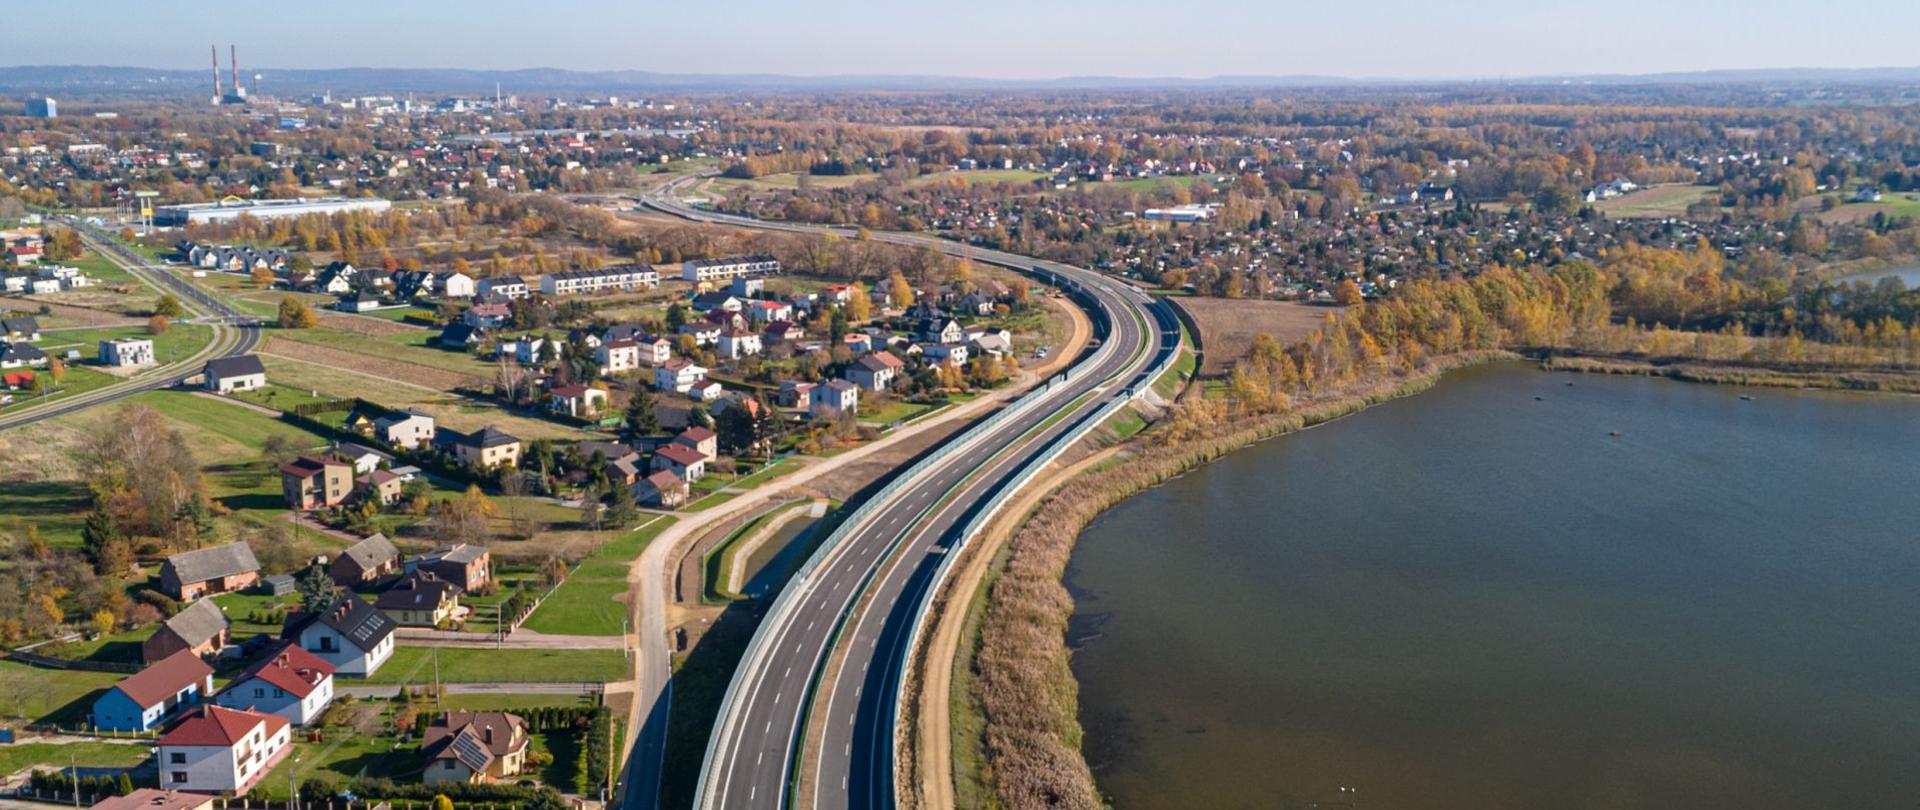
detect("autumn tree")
(1332, 278), (1365, 306)
(277, 296), (317, 329)
(153, 294), (184, 318)
(845, 282), (872, 322)
(250, 266), (276, 288)
(146, 315), (169, 335)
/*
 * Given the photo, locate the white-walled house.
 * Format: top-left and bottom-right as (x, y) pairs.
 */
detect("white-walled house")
(99, 337), (156, 367)
(810, 379), (860, 419)
(281, 595), (396, 677)
(203, 355), (266, 394)
(846, 352), (904, 391)
(156, 705), (291, 795)
(374, 409), (436, 450)
(213, 642), (335, 726)
(654, 359), (706, 393)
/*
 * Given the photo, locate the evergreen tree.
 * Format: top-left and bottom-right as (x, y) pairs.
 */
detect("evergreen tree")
(624, 387), (660, 436)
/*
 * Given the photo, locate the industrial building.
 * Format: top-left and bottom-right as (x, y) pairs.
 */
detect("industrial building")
(154, 197), (392, 226)
(24, 97), (56, 118)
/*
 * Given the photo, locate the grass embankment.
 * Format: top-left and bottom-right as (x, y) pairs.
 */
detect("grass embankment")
(520, 516), (675, 636)
(964, 350), (1514, 810)
(361, 646), (629, 686)
(702, 500), (808, 603)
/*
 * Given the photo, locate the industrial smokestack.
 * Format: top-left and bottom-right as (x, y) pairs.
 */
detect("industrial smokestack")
(231, 45), (239, 96)
(211, 45), (220, 100)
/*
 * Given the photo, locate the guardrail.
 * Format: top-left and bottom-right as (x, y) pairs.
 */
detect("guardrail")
(884, 299), (1181, 798)
(690, 261), (1131, 810)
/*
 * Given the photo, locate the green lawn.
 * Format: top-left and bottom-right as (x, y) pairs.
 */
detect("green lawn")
(363, 647), (629, 685)
(521, 516), (674, 636)
(704, 501), (808, 603)
(0, 365), (118, 415)
(126, 390), (330, 452)
(0, 659), (124, 725)
(438, 692), (600, 713)
(232, 383), (339, 413)
(273, 326), (495, 378)
(0, 741), (152, 775)
(51, 322), (211, 359)
(859, 400), (935, 425)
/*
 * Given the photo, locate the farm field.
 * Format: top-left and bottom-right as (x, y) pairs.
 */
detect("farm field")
(522, 515), (676, 635)
(256, 352), (608, 441)
(1172, 297), (1329, 376)
(37, 322), (214, 366)
(270, 327), (496, 379)
(262, 334), (486, 391)
(1593, 183), (1716, 218)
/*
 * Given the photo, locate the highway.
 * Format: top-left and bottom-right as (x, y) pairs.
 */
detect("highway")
(635, 177), (1179, 810)
(0, 221), (261, 432)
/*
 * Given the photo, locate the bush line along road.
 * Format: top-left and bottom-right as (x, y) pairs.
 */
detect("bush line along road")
(634, 176), (1179, 810)
(0, 219), (262, 431)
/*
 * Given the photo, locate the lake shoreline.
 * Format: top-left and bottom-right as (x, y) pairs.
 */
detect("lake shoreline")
(967, 347), (1920, 809)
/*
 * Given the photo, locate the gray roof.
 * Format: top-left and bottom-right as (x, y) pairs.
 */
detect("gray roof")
(284, 593), (396, 652)
(164, 542), (260, 585)
(205, 354), (266, 379)
(416, 543), (488, 566)
(339, 533), (398, 572)
(159, 598), (229, 647)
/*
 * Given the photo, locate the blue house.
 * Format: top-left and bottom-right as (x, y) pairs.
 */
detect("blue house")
(91, 649), (215, 732)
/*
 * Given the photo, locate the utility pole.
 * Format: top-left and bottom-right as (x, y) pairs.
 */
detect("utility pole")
(433, 646), (441, 710)
(69, 752), (79, 809)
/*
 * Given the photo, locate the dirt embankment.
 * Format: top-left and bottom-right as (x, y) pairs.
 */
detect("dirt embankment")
(1173, 297), (1329, 376)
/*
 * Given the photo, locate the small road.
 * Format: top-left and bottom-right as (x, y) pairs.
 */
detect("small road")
(0, 222), (262, 432)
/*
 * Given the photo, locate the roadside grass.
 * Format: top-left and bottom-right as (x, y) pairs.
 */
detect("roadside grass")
(859, 399), (935, 425)
(520, 516), (675, 636)
(125, 389), (330, 453)
(361, 646), (629, 685)
(1104, 406), (1148, 441)
(949, 539), (1014, 810)
(0, 741), (152, 775)
(702, 500), (807, 603)
(0, 365), (119, 415)
(438, 692), (600, 713)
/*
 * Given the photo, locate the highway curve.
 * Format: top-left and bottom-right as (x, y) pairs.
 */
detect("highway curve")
(635, 179), (1179, 810)
(0, 221), (261, 432)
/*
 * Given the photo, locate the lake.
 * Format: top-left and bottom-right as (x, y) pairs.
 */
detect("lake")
(1835, 263), (1920, 288)
(1067, 363), (1920, 809)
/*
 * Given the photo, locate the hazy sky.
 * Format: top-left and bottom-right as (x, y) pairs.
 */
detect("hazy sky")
(9, 0), (1913, 79)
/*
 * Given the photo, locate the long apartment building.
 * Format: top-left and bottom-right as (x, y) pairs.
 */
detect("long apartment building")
(681, 254), (781, 283)
(539, 264), (661, 296)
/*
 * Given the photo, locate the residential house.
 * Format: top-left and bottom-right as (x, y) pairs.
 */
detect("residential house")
(922, 343), (969, 366)
(90, 650), (214, 732)
(282, 595), (397, 677)
(681, 254), (780, 283)
(0, 340), (48, 369)
(335, 291), (381, 313)
(676, 321), (721, 346)
(422, 712), (530, 784)
(142, 599), (229, 664)
(155, 706), (291, 795)
(847, 352), (904, 391)
(406, 544), (493, 591)
(547, 383), (608, 418)
(358, 469), (404, 506)
(653, 358), (706, 393)
(672, 426), (718, 460)
(634, 470), (689, 508)
(212, 642), (335, 726)
(332, 442), (393, 475)
(1, 316), (40, 341)
(462, 302), (511, 329)
(747, 300), (794, 324)
(496, 335), (547, 366)
(99, 337), (156, 367)
(280, 455), (352, 510)
(313, 262), (357, 294)
(651, 443), (707, 482)
(433, 426), (522, 469)
(203, 355), (266, 394)
(330, 533), (399, 586)
(810, 379), (860, 420)
(918, 318), (964, 344)
(159, 542), (261, 601)
(730, 276), (765, 297)
(717, 329), (762, 359)
(688, 379), (723, 402)
(88, 789), (215, 810)
(689, 292), (741, 313)
(474, 276), (528, 300)
(435, 271), (476, 298)
(438, 322), (485, 349)
(374, 570), (464, 627)
(374, 409), (436, 450)
(595, 339), (640, 375)
(538, 264), (659, 296)
(777, 381), (817, 408)
(764, 321), (803, 344)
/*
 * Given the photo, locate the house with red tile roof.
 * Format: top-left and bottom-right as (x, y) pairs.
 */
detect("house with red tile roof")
(213, 641), (335, 726)
(157, 705), (291, 794)
(91, 650), (215, 732)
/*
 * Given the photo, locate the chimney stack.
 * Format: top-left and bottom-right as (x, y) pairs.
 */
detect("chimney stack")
(231, 45), (239, 96)
(211, 45), (220, 100)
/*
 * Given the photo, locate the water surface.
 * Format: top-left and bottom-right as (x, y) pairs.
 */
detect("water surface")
(1068, 363), (1920, 809)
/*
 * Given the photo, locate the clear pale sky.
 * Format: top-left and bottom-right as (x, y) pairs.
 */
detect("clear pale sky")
(8, 0), (1911, 79)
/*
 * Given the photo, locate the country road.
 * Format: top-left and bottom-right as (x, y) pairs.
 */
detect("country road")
(630, 178), (1179, 810)
(0, 222), (261, 432)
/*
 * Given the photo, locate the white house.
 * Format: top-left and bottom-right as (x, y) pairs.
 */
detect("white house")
(156, 705), (291, 795)
(282, 595), (396, 677)
(653, 359), (707, 393)
(810, 379), (860, 419)
(652, 443), (707, 482)
(203, 355), (266, 393)
(595, 340), (641, 375)
(99, 337), (156, 367)
(539, 265), (660, 296)
(213, 642), (335, 726)
(717, 329), (763, 360)
(682, 254), (780, 283)
(688, 379), (724, 402)
(435, 271), (476, 299)
(547, 384), (608, 418)
(922, 343), (970, 366)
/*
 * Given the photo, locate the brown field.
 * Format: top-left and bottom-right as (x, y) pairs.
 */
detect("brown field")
(257, 353), (609, 442)
(261, 335), (484, 392)
(312, 309), (425, 337)
(1593, 183), (1715, 219)
(1174, 297), (1331, 376)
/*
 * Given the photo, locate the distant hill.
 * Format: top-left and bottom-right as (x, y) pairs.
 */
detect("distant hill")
(2, 64), (1919, 97)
